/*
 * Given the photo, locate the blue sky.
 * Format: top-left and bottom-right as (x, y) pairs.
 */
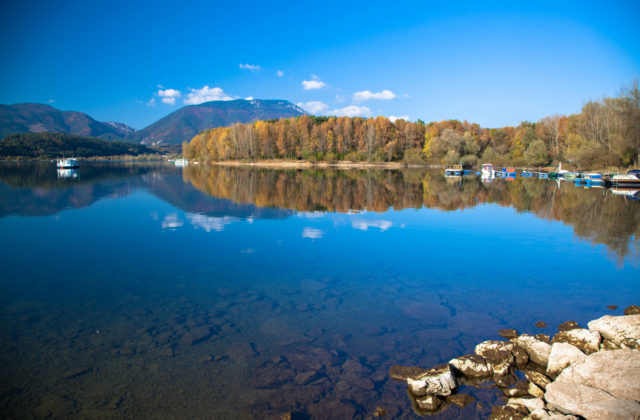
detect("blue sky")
(1, 1), (638, 129)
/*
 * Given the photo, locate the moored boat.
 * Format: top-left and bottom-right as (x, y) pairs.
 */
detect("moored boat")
(604, 169), (640, 188)
(481, 163), (495, 178)
(56, 158), (79, 169)
(444, 164), (463, 176)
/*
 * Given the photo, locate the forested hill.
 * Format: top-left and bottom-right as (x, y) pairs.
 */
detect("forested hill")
(183, 82), (640, 169)
(0, 133), (156, 158)
(128, 99), (306, 146)
(0, 103), (134, 140)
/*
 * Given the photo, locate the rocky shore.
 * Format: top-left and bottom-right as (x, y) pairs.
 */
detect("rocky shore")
(390, 306), (640, 419)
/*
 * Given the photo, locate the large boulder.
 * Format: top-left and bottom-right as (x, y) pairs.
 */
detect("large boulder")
(546, 342), (586, 376)
(545, 381), (640, 420)
(554, 349), (640, 401)
(551, 328), (601, 354)
(587, 314), (640, 345)
(514, 335), (551, 366)
(406, 363), (457, 397)
(507, 397), (545, 412)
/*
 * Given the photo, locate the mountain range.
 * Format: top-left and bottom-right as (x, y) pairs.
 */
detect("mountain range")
(0, 100), (306, 147)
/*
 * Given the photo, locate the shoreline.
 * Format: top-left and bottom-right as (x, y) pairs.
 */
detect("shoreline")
(391, 306), (640, 418)
(205, 160), (436, 169)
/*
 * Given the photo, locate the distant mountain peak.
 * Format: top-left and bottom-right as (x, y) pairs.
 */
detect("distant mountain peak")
(0, 103), (133, 141)
(129, 99), (307, 146)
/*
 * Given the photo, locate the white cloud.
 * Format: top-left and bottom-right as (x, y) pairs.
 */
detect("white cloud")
(329, 105), (371, 117)
(47, 98), (55, 103)
(245, 96), (254, 100)
(352, 219), (393, 231)
(239, 63), (262, 72)
(158, 88), (182, 105)
(389, 115), (410, 123)
(276, 70), (284, 77)
(146, 98), (156, 106)
(353, 89), (397, 101)
(297, 101), (329, 114)
(183, 86), (234, 105)
(302, 75), (327, 90)
(302, 227), (323, 239)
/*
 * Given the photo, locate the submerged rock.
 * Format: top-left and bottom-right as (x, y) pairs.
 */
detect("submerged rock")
(415, 395), (441, 411)
(546, 342), (586, 377)
(551, 328), (601, 354)
(606, 305), (618, 310)
(624, 305), (640, 315)
(389, 365), (429, 381)
(489, 405), (527, 419)
(535, 321), (548, 328)
(498, 329), (519, 339)
(406, 363), (457, 397)
(557, 321), (579, 332)
(447, 393), (475, 408)
(587, 314), (640, 345)
(514, 335), (551, 366)
(179, 327), (212, 346)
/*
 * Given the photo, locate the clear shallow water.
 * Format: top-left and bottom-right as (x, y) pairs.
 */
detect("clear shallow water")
(0, 162), (638, 419)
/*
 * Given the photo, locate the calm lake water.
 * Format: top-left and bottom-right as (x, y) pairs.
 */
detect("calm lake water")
(0, 161), (638, 419)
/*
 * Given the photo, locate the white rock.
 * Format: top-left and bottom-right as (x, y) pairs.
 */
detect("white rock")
(587, 314), (640, 345)
(546, 381), (640, 420)
(546, 342), (586, 376)
(508, 397), (545, 412)
(516, 334), (551, 366)
(407, 364), (457, 397)
(555, 349), (640, 401)
(551, 328), (601, 354)
(449, 354), (491, 378)
(526, 408), (580, 419)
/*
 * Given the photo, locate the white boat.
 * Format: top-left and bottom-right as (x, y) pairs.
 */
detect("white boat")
(481, 163), (495, 178)
(56, 158), (79, 169)
(605, 170), (640, 188)
(174, 159), (189, 167)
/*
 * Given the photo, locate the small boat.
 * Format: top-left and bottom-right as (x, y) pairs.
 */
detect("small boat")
(539, 172), (549, 179)
(556, 162), (579, 179)
(174, 159), (189, 167)
(481, 163), (495, 178)
(445, 164), (463, 176)
(585, 172), (603, 180)
(604, 169), (640, 188)
(56, 158), (79, 169)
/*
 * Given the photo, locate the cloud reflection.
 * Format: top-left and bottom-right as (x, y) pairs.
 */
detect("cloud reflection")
(187, 213), (239, 232)
(161, 213), (183, 230)
(302, 227), (323, 239)
(351, 219), (392, 231)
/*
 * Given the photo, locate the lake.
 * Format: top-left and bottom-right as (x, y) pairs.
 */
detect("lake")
(0, 161), (638, 419)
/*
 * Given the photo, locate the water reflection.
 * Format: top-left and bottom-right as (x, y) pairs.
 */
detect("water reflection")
(182, 165), (640, 262)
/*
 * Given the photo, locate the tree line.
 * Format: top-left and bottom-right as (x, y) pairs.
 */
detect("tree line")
(183, 81), (640, 169)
